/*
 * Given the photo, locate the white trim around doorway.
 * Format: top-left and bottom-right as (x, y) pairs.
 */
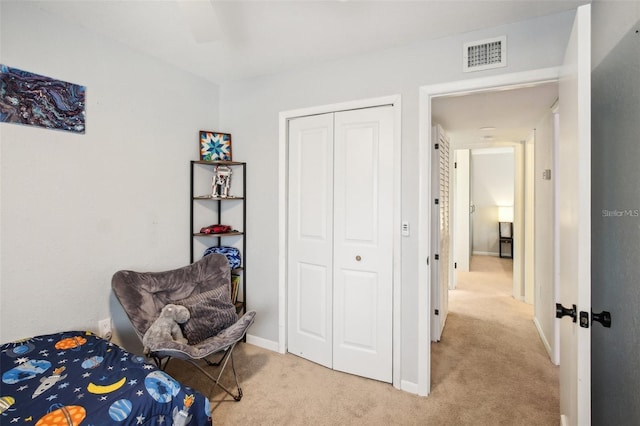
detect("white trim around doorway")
(417, 67), (560, 396)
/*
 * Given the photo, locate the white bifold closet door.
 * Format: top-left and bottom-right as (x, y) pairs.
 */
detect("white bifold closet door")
(287, 106), (394, 383)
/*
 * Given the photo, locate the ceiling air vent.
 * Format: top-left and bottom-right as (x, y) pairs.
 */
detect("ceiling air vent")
(463, 36), (506, 72)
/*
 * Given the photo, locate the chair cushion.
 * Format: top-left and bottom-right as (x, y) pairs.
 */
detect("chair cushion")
(176, 286), (238, 345)
(145, 310), (256, 360)
(111, 254), (231, 339)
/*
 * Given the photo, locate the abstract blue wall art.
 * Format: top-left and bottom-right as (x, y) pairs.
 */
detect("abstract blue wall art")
(0, 65), (86, 133)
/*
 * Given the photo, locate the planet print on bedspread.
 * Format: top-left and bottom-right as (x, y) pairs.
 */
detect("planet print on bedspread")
(0, 331), (212, 425)
(2, 359), (51, 384)
(144, 371), (181, 403)
(35, 404), (86, 426)
(108, 399), (133, 421)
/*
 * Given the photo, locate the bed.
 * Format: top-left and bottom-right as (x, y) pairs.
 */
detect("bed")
(1, 331), (213, 425)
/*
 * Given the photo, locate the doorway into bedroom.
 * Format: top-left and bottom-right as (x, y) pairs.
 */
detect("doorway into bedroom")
(427, 79), (560, 397)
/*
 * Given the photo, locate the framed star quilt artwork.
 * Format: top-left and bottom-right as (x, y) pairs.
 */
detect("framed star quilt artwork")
(199, 131), (232, 161)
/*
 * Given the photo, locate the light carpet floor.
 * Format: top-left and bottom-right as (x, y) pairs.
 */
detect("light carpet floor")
(167, 255), (559, 425)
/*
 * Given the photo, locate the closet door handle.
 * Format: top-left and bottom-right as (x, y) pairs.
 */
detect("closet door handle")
(355, 255), (362, 261)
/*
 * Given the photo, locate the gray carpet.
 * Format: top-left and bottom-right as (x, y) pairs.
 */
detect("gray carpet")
(167, 255), (559, 425)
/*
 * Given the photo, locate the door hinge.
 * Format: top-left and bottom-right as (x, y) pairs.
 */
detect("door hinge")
(454, 162), (457, 169)
(455, 262), (457, 269)
(434, 254), (439, 260)
(434, 143), (439, 150)
(435, 309), (439, 315)
(434, 198), (439, 205)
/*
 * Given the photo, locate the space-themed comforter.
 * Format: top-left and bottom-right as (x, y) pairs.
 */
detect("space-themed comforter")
(1, 331), (213, 425)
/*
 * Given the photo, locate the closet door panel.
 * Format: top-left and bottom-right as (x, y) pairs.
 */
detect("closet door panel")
(287, 113), (334, 368)
(333, 106), (394, 383)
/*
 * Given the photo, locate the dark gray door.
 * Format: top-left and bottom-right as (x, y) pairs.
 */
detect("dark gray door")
(591, 7), (640, 425)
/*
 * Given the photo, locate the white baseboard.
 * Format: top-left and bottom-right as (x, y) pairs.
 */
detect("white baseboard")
(472, 251), (500, 257)
(245, 334), (279, 353)
(400, 380), (419, 395)
(248, 335), (423, 397)
(533, 317), (554, 362)
(560, 414), (568, 426)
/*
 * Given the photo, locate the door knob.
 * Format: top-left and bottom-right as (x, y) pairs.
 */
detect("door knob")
(355, 255), (362, 261)
(592, 310), (612, 328)
(556, 303), (577, 322)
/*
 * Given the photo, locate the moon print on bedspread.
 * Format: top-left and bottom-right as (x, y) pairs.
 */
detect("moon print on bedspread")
(87, 376), (127, 394)
(0, 64), (86, 133)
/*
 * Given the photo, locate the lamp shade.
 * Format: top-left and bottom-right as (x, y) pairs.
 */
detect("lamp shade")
(498, 205), (514, 222)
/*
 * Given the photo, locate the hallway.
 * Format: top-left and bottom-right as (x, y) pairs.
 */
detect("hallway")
(430, 255), (559, 424)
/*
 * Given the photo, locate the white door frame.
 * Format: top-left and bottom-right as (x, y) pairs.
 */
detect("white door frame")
(278, 95), (402, 390)
(417, 67), (560, 396)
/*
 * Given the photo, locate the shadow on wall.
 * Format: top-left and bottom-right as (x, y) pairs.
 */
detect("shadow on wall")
(109, 293), (145, 354)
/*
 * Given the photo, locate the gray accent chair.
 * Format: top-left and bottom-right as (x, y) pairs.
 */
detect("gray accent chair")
(111, 253), (256, 401)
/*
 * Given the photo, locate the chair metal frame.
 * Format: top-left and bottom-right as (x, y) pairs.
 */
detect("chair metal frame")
(151, 341), (244, 401)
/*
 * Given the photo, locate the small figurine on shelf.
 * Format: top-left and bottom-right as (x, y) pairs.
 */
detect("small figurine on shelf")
(211, 165), (232, 198)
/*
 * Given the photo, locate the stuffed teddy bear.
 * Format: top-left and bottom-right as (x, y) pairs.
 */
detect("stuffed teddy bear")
(142, 303), (190, 354)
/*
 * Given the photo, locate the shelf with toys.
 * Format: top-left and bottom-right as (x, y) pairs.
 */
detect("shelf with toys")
(190, 159), (246, 313)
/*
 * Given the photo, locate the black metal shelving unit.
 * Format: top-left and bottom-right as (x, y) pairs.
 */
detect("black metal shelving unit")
(190, 160), (246, 314)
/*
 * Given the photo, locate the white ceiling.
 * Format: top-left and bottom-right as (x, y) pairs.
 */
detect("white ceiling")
(31, 0), (576, 145)
(432, 82), (559, 148)
(33, 0), (586, 84)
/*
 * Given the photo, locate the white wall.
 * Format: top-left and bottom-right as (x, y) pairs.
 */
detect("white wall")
(219, 11), (575, 385)
(591, 0), (640, 69)
(0, 2), (220, 347)
(533, 108), (558, 362)
(525, 132), (535, 304)
(470, 148), (515, 256)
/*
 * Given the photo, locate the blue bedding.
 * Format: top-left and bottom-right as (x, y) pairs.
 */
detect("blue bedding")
(1, 331), (213, 425)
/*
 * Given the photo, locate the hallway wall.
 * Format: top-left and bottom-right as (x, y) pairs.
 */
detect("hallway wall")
(471, 148), (515, 256)
(533, 108), (558, 364)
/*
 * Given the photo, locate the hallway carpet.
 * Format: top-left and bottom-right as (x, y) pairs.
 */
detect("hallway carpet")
(166, 255), (559, 425)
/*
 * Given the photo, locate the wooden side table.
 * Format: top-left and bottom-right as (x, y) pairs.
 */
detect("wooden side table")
(499, 222), (513, 259)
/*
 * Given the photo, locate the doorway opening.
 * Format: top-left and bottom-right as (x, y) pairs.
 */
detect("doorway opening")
(418, 67), (561, 396)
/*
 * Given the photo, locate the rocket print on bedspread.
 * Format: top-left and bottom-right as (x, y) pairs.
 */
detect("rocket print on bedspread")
(1, 331), (211, 425)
